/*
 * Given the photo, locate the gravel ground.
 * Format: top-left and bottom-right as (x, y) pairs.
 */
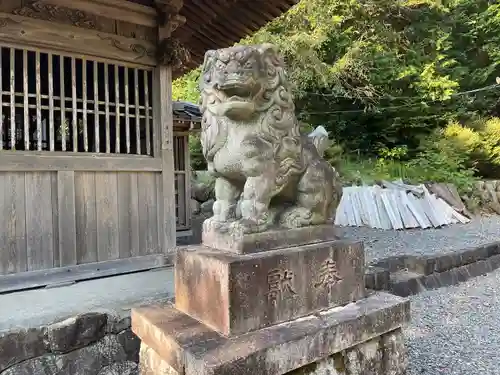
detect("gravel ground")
(406, 267), (500, 375)
(338, 215), (500, 263)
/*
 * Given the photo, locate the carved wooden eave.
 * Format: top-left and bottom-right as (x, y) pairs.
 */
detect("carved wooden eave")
(154, 0), (191, 69)
(0, 0), (299, 74)
(0, 11), (156, 66)
(35, 0), (157, 27)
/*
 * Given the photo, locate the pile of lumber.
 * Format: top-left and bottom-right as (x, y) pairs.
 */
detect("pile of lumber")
(334, 180), (470, 230)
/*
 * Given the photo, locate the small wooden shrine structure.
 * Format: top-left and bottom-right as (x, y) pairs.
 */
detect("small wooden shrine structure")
(0, 0), (298, 292)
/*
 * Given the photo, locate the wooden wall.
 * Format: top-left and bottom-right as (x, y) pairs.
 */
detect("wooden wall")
(0, 2), (182, 290)
(0, 170), (162, 276)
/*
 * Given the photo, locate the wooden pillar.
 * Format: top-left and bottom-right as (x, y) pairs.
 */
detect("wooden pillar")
(153, 65), (176, 253)
(154, 0), (188, 253)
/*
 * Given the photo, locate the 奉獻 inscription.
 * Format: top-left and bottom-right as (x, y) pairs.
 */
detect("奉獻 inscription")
(267, 268), (297, 303)
(314, 258), (342, 289)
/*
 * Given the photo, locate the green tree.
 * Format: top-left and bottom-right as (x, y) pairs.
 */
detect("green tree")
(175, 0), (500, 175)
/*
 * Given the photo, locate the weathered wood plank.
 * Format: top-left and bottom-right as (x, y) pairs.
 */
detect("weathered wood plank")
(50, 172), (60, 267)
(144, 70), (151, 156)
(0, 0), (23, 13)
(0, 152), (162, 171)
(25, 172), (54, 271)
(43, 0), (157, 27)
(9, 47), (14, 150)
(95, 172), (120, 261)
(0, 173), (27, 275)
(94, 60), (100, 152)
(82, 57), (88, 152)
(117, 172), (140, 258)
(156, 173), (163, 249)
(154, 65), (177, 253)
(57, 171), (77, 266)
(0, 12), (156, 66)
(71, 56), (78, 152)
(36, 51), (41, 151)
(0, 254), (168, 294)
(137, 172), (159, 255)
(104, 63), (111, 153)
(114, 65), (121, 153)
(60, 55), (67, 152)
(151, 70), (160, 158)
(134, 68), (141, 154)
(23, 49), (29, 151)
(75, 172), (98, 264)
(48, 53), (55, 152)
(125, 66), (130, 153)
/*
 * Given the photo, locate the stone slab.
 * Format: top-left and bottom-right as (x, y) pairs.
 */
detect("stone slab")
(287, 328), (407, 375)
(202, 222), (338, 254)
(139, 343), (179, 375)
(131, 292), (410, 375)
(175, 240), (365, 336)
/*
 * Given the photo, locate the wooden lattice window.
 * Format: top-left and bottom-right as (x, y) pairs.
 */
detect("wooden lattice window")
(0, 45), (154, 155)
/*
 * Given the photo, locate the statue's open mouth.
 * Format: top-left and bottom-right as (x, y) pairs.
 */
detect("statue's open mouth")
(219, 80), (255, 101)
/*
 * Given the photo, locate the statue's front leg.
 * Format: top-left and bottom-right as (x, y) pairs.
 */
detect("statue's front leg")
(212, 176), (240, 223)
(236, 170), (276, 233)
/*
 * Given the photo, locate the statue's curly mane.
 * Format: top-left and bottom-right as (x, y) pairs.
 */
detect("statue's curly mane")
(199, 44), (303, 169)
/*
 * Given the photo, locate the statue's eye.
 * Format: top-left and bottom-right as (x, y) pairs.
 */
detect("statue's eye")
(244, 61), (253, 69)
(216, 61), (225, 70)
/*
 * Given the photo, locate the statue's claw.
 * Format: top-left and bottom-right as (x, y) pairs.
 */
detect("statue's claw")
(230, 218), (272, 234)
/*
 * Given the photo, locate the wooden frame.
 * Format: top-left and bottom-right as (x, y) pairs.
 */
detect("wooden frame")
(0, 44), (154, 155)
(0, 12), (156, 66)
(0, 151), (161, 171)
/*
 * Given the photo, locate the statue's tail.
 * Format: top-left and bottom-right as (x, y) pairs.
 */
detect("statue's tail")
(308, 126), (331, 158)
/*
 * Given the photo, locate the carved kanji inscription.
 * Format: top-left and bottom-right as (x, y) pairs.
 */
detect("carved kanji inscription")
(267, 268), (297, 303)
(314, 258), (342, 289)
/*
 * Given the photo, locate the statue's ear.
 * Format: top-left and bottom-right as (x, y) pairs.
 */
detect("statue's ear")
(256, 43), (284, 71)
(256, 43), (278, 56)
(202, 50), (216, 73)
(200, 50), (216, 90)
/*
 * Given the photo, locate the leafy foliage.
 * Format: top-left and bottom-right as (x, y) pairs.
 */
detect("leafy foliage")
(175, 0), (500, 190)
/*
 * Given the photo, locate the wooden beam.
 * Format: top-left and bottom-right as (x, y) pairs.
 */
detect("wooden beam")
(0, 11), (156, 66)
(0, 152), (162, 171)
(40, 0), (157, 27)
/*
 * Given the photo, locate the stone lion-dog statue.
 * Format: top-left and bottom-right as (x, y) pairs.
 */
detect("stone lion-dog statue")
(199, 43), (342, 234)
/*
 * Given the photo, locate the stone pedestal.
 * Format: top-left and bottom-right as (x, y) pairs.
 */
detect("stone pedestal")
(131, 226), (410, 375)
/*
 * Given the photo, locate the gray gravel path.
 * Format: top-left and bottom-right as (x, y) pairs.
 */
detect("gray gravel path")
(338, 215), (500, 263)
(406, 267), (500, 375)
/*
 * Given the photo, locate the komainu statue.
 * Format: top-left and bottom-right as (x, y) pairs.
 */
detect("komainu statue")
(199, 44), (342, 234)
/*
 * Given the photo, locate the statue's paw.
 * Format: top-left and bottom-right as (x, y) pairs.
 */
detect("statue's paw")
(203, 217), (232, 233)
(230, 218), (271, 234)
(279, 207), (313, 229)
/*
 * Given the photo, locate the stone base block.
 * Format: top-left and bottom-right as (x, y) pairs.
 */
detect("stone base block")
(175, 240), (365, 336)
(139, 343), (178, 375)
(139, 331), (407, 375)
(132, 292), (410, 375)
(288, 328), (407, 375)
(202, 222), (338, 254)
